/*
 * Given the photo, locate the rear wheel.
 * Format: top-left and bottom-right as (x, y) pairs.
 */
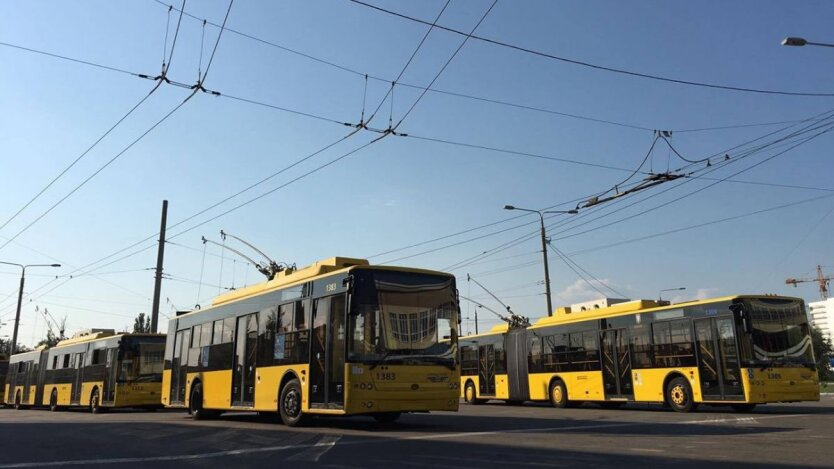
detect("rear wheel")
(49, 390), (59, 412)
(373, 412), (401, 424)
(666, 377), (697, 413)
(90, 388), (101, 414)
(549, 380), (570, 408)
(190, 383), (214, 420)
(279, 378), (308, 427)
(731, 403), (757, 413)
(464, 382), (481, 405)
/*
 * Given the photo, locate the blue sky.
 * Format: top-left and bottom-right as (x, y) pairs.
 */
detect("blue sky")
(1, 0), (833, 344)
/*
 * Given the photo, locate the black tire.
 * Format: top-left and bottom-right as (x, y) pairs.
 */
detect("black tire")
(14, 391), (22, 410)
(279, 378), (308, 427)
(373, 412), (402, 424)
(463, 382), (481, 405)
(549, 380), (570, 408)
(90, 388), (101, 414)
(666, 376), (697, 413)
(49, 390), (59, 412)
(731, 403), (757, 413)
(190, 383), (212, 421)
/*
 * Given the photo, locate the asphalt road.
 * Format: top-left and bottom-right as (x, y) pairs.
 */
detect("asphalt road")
(1, 396), (833, 468)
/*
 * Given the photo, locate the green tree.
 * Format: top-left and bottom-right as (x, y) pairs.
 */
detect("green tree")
(811, 325), (833, 382)
(0, 338), (31, 356)
(133, 313), (152, 333)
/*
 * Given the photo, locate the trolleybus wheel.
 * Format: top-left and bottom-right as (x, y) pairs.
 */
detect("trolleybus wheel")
(90, 388), (101, 414)
(464, 382), (481, 405)
(731, 404), (757, 413)
(549, 380), (570, 408)
(373, 412), (402, 424)
(190, 383), (212, 421)
(49, 390), (59, 412)
(666, 377), (697, 413)
(14, 391), (22, 410)
(279, 378), (308, 427)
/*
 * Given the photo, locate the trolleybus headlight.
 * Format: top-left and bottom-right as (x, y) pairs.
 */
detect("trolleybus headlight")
(366, 383), (373, 390)
(360, 383), (366, 390)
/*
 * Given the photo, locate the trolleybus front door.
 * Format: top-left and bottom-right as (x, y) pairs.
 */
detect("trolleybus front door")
(232, 313), (258, 407)
(694, 317), (744, 400)
(310, 294), (346, 408)
(170, 329), (189, 405)
(478, 344), (496, 396)
(71, 352), (84, 404)
(601, 328), (633, 399)
(102, 348), (118, 404)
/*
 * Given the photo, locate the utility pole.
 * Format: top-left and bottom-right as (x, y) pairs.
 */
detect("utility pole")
(504, 205), (577, 316)
(150, 200), (168, 333)
(0, 262), (61, 354)
(786, 265), (831, 300)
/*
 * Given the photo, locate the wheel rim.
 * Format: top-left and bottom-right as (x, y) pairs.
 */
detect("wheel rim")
(553, 385), (563, 403)
(283, 388), (300, 418)
(92, 392), (98, 411)
(466, 386), (474, 402)
(670, 385), (687, 406)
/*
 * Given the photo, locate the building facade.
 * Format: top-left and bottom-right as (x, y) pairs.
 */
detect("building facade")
(809, 297), (834, 342)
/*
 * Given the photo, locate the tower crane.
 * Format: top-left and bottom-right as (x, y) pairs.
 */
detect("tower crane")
(785, 265), (831, 300)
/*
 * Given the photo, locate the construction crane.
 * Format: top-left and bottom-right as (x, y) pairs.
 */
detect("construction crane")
(786, 265), (831, 300)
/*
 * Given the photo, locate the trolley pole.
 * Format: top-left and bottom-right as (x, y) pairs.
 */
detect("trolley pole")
(150, 200), (168, 333)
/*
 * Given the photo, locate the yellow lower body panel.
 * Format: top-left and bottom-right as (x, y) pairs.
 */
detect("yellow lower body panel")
(744, 367), (820, 404)
(632, 367), (699, 402)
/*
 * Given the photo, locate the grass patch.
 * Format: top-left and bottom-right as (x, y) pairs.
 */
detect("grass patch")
(822, 382), (833, 393)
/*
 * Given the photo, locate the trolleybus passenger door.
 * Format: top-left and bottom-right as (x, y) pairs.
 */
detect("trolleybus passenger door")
(694, 317), (744, 400)
(478, 344), (496, 396)
(309, 294), (346, 408)
(102, 348), (118, 404)
(310, 298), (328, 406)
(232, 313), (258, 407)
(328, 295), (346, 408)
(71, 352), (84, 404)
(601, 329), (634, 399)
(170, 329), (188, 405)
(21, 362), (31, 403)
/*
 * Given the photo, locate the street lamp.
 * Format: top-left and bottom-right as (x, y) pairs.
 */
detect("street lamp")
(658, 287), (686, 302)
(503, 205), (578, 317)
(0, 261), (61, 355)
(781, 37), (834, 48)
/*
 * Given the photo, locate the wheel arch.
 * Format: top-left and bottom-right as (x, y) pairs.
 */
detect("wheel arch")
(662, 371), (688, 404)
(547, 374), (566, 399)
(187, 377), (202, 407)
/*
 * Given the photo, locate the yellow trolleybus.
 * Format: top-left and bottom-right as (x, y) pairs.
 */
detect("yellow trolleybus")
(3, 331), (166, 412)
(0, 354), (8, 405)
(460, 295), (819, 412)
(162, 257), (460, 426)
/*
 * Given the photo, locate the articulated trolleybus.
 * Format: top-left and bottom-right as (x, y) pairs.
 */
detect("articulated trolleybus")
(460, 295), (819, 412)
(4, 330), (166, 412)
(162, 257), (460, 425)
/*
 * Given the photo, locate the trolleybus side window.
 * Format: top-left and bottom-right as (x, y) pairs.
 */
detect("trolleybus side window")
(461, 343), (478, 376)
(652, 319), (695, 367)
(629, 323), (652, 368)
(213, 320), (224, 345)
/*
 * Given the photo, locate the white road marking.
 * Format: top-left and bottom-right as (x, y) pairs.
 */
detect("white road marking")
(287, 435), (341, 462)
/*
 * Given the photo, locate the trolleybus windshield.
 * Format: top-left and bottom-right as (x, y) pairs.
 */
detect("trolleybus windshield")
(744, 298), (815, 367)
(118, 337), (165, 383)
(348, 270), (457, 369)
